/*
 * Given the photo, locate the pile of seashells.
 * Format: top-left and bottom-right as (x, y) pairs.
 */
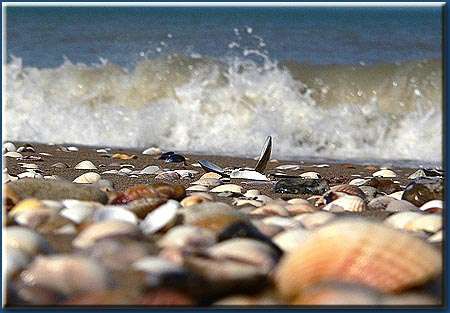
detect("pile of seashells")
(3, 139), (444, 306)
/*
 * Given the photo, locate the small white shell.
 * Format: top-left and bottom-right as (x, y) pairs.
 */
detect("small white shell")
(4, 151), (23, 158)
(74, 160), (97, 170)
(408, 169), (427, 180)
(175, 169), (199, 178)
(140, 200), (180, 235)
(67, 146), (79, 151)
(210, 184), (243, 194)
(6, 226), (49, 256)
(230, 170), (269, 181)
(244, 189), (261, 197)
(273, 228), (311, 252)
(93, 206), (139, 225)
(18, 171), (42, 179)
(348, 178), (368, 186)
(372, 169), (397, 178)
(322, 195), (366, 212)
(140, 165), (161, 175)
(73, 172), (101, 184)
(388, 191), (404, 200)
(300, 172), (321, 179)
(420, 200), (443, 212)
(142, 147), (161, 155)
(405, 214), (442, 233)
(295, 211), (336, 229)
(199, 172), (222, 179)
(3, 142), (17, 152)
(384, 212), (424, 230)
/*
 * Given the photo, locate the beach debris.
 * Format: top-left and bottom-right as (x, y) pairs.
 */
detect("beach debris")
(254, 136), (272, 173)
(402, 177), (443, 207)
(274, 178), (329, 195)
(142, 147), (161, 155)
(112, 153), (137, 160)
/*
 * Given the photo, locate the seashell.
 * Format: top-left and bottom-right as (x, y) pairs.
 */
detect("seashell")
(251, 201), (290, 217)
(210, 184), (243, 194)
(186, 185), (209, 192)
(192, 178), (223, 187)
(4, 151), (23, 158)
(142, 147), (161, 155)
(132, 257), (188, 287)
(384, 212), (424, 230)
(153, 183), (186, 200)
(420, 200), (443, 213)
(262, 216), (301, 229)
(230, 169), (269, 181)
(180, 194), (211, 207)
(287, 198), (310, 205)
(244, 189), (261, 197)
(364, 177), (402, 194)
(273, 228), (311, 252)
(74, 160), (97, 170)
(20, 255), (110, 296)
(18, 171), (42, 179)
(208, 238), (279, 271)
(92, 206), (139, 225)
(322, 195), (366, 212)
(254, 136), (272, 173)
(300, 172), (321, 179)
(404, 214), (442, 233)
(119, 167), (132, 174)
(174, 169), (198, 178)
(158, 225), (216, 249)
(388, 190), (404, 200)
(274, 178), (329, 195)
(13, 208), (60, 229)
(164, 153), (186, 164)
(102, 169), (119, 174)
(275, 164), (301, 170)
(3, 142), (17, 152)
(408, 169), (427, 180)
(66, 146), (79, 151)
(73, 172), (101, 184)
(73, 221), (141, 249)
(330, 184), (365, 199)
(9, 198), (51, 217)
(6, 226), (50, 256)
(19, 163), (39, 169)
(372, 169), (397, 178)
(6, 247), (31, 281)
(385, 199), (418, 212)
(367, 196), (395, 211)
(254, 194), (273, 204)
(402, 177), (443, 207)
(155, 171), (181, 180)
(112, 153), (137, 160)
(285, 202), (316, 215)
(198, 159), (227, 177)
(295, 211), (335, 229)
(140, 200), (180, 235)
(275, 219), (442, 300)
(59, 199), (101, 222)
(123, 197), (167, 219)
(234, 199), (263, 207)
(427, 230), (442, 243)
(200, 172), (222, 180)
(348, 178), (368, 186)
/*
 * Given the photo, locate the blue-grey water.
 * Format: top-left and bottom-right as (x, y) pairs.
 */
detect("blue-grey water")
(5, 6), (443, 166)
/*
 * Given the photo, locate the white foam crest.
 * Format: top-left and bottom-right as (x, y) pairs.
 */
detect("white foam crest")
(5, 55), (442, 165)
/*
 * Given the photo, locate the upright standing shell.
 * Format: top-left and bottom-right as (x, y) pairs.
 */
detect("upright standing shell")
(275, 219), (442, 300)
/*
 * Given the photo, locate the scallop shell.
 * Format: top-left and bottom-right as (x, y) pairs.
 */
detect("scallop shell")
(322, 195), (366, 212)
(330, 184), (365, 199)
(6, 226), (50, 256)
(73, 220), (141, 249)
(372, 169), (397, 178)
(20, 255), (110, 296)
(73, 172), (101, 184)
(74, 160), (97, 170)
(158, 225), (216, 249)
(140, 200), (180, 235)
(384, 212), (424, 230)
(210, 184), (243, 194)
(275, 219), (442, 300)
(404, 214), (442, 233)
(295, 211), (336, 229)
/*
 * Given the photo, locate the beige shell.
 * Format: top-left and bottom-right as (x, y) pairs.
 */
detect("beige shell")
(330, 184), (366, 199)
(158, 225), (216, 249)
(295, 211), (336, 229)
(20, 255), (110, 296)
(180, 195), (212, 207)
(192, 178), (223, 188)
(74, 160), (97, 170)
(140, 200), (180, 235)
(6, 226), (50, 256)
(210, 184), (243, 194)
(322, 195), (366, 212)
(348, 178), (368, 186)
(275, 219), (442, 300)
(384, 212), (423, 230)
(186, 185), (209, 192)
(250, 201), (290, 217)
(404, 214), (442, 233)
(300, 172), (321, 179)
(73, 172), (101, 184)
(372, 169), (397, 178)
(9, 198), (56, 217)
(73, 220), (141, 249)
(273, 228), (311, 252)
(199, 172), (222, 179)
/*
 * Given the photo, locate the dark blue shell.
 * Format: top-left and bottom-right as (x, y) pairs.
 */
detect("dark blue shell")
(164, 154), (186, 163)
(158, 151), (175, 160)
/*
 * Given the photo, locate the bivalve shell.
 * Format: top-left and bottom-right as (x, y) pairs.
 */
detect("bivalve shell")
(140, 165), (161, 175)
(295, 212), (336, 229)
(322, 195), (366, 212)
(404, 214), (442, 233)
(92, 206), (139, 224)
(73, 172), (101, 184)
(300, 172), (321, 179)
(74, 160), (97, 170)
(158, 225), (216, 249)
(210, 184), (242, 194)
(384, 212), (424, 230)
(330, 185), (366, 199)
(372, 169), (397, 178)
(140, 200), (180, 235)
(6, 226), (50, 256)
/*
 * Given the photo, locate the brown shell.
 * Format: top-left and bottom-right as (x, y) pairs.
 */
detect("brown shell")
(275, 219), (442, 300)
(330, 184), (366, 199)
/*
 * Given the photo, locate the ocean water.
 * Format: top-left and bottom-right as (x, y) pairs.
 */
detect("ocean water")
(5, 6), (443, 166)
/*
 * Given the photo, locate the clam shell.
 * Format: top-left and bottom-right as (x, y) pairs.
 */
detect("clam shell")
(230, 170), (269, 181)
(73, 172), (101, 184)
(20, 255), (110, 296)
(158, 225), (216, 249)
(73, 221), (141, 249)
(140, 165), (161, 175)
(420, 200), (443, 212)
(186, 185), (209, 192)
(200, 172), (222, 179)
(210, 184), (242, 194)
(192, 178), (222, 187)
(294, 211), (336, 229)
(372, 169), (397, 178)
(275, 219), (442, 300)
(330, 184), (366, 199)
(404, 214), (442, 233)
(92, 206), (139, 225)
(322, 195), (366, 212)
(300, 172), (321, 179)
(180, 194), (212, 207)
(384, 212), (423, 230)
(254, 136), (272, 173)
(6, 226), (50, 256)
(273, 228), (311, 252)
(348, 178), (368, 186)
(140, 200), (180, 235)
(74, 160), (97, 170)
(155, 171), (180, 180)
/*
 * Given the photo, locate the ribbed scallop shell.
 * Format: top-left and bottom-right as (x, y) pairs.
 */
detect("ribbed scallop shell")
(330, 184), (366, 199)
(322, 195), (366, 212)
(275, 219), (442, 300)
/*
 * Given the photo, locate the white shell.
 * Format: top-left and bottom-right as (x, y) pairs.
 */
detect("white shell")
(349, 178), (368, 186)
(3, 142), (17, 152)
(175, 169), (199, 178)
(420, 200), (443, 212)
(102, 170), (119, 174)
(59, 200), (99, 223)
(186, 185), (209, 192)
(405, 214), (442, 233)
(192, 178), (223, 187)
(384, 212), (423, 230)
(273, 228), (311, 252)
(230, 170), (269, 181)
(140, 165), (161, 175)
(275, 164), (300, 170)
(262, 216), (301, 228)
(235, 199), (264, 207)
(427, 230), (442, 243)
(93, 206), (139, 225)
(158, 225), (215, 249)
(295, 211), (336, 229)
(408, 169), (427, 180)
(67, 146), (79, 151)
(20, 163), (39, 169)
(372, 169), (397, 178)
(244, 189), (261, 197)
(155, 171), (180, 180)
(18, 171), (42, 179)
(388, 191), (404, 200)
(74, 160), (97, 170)
(140, 200), (180, 235)
(6, 226), (49, 256)
(322, 195), (366, 212)
(300, 172), (321, 179)
(210, 184), (243, 194)
(4, 151), (22, 158)
(73, 172), (101, 184)
(142, 147), (161, 155)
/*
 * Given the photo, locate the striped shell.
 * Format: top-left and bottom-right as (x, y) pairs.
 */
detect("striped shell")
(322, 195), (366, 212)
(275, 219), (442, 300)
(330, 184), (366, 199)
